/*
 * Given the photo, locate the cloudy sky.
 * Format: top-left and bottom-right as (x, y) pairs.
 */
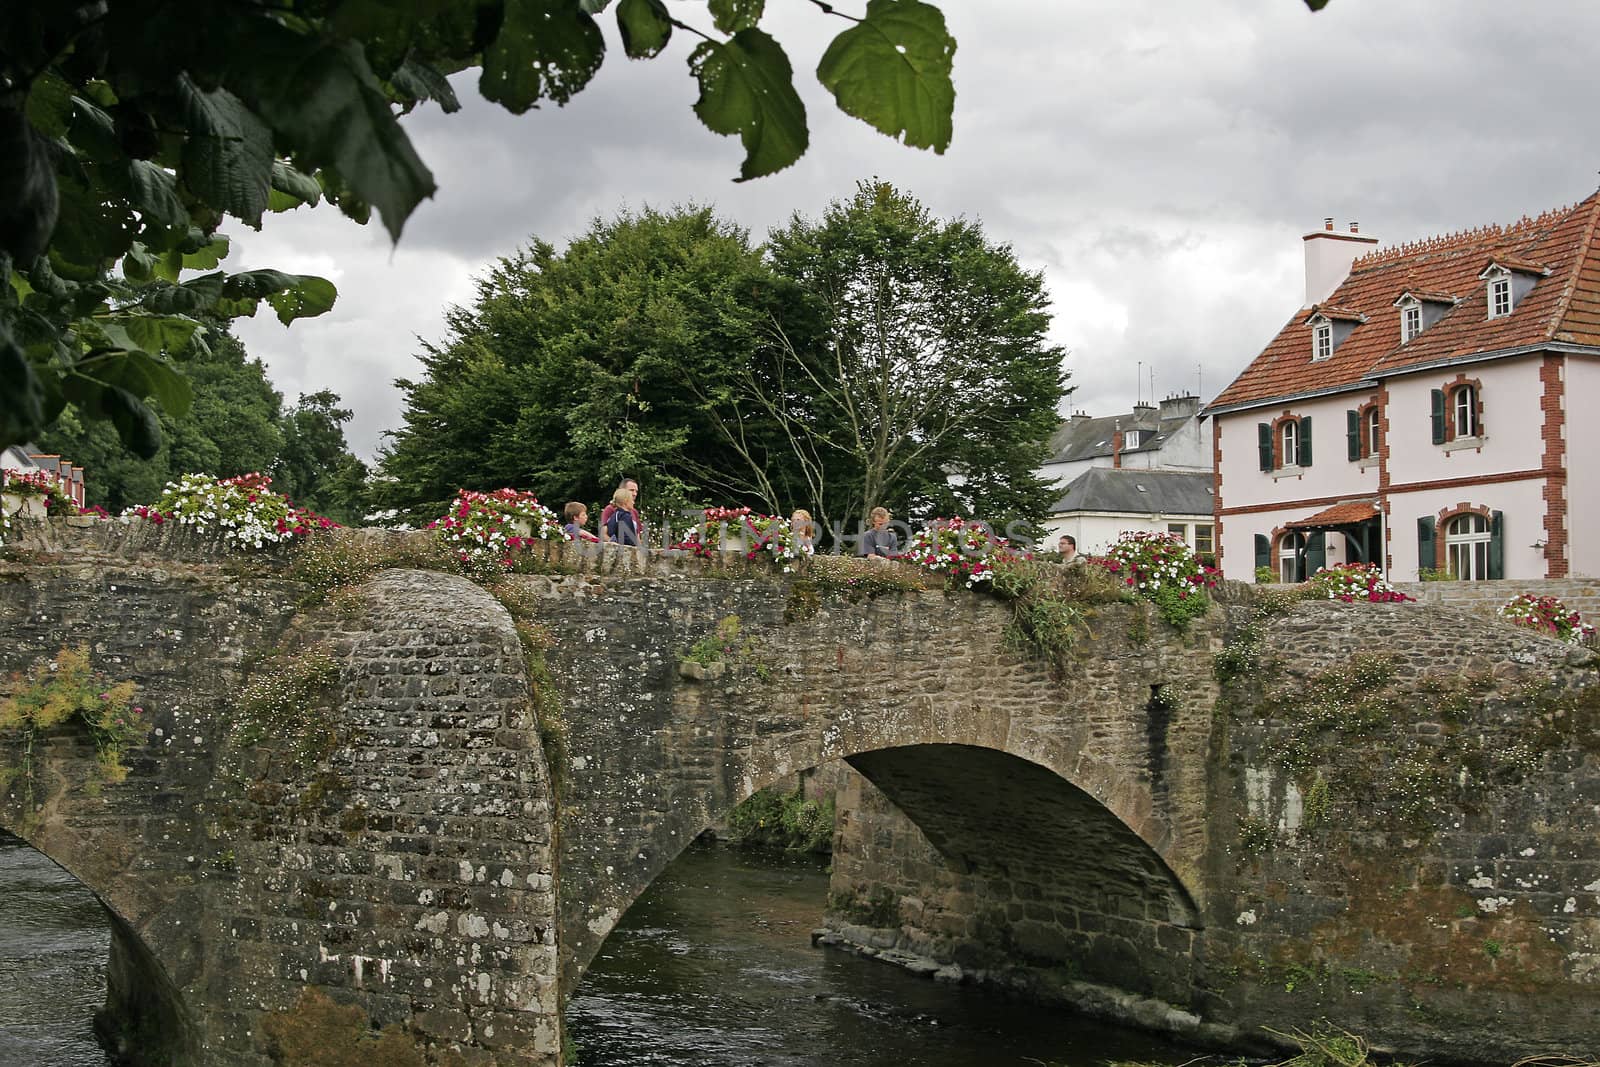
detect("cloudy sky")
(228, 0), (1600, 461)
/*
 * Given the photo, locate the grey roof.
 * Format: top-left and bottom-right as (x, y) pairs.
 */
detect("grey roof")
(1045, 398), (1198, 464)
(1048, 467), (1215, 517)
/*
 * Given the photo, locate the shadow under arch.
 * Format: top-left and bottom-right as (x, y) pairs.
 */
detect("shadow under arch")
(0, 829), (197, 1067)
(838, 743), (1204, 1004)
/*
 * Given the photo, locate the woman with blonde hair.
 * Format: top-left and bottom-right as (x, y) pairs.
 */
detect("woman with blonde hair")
(789, 508), (816, 551)
(604, 486), (640, 546)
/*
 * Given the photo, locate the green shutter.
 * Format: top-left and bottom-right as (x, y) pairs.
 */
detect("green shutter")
(1306, 530), (1326, 574)
(1430, 389), (1446, 444)
(1488, 510), (1504, 579)
(1347, 409), (1360, 461)
(1258, 422), (1272, 471)
(1254, 533), (1270, 570)
(1299, 415), (1313, 467)
(1417, 515), (1436, 573)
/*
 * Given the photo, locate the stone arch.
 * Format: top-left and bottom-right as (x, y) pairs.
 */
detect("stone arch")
(0, 827), (198, 1065)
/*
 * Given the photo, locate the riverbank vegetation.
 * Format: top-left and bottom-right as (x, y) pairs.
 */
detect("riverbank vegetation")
(726, 784), (836, 853)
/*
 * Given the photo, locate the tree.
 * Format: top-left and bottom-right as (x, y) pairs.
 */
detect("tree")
(0, 0), (960, 459)
(724, 181), (1066, 533)
(376, 205), (778, 524)
(276, 390), (370, 525)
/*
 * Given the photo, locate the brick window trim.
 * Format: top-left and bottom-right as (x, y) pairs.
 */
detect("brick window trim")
(1432, 502), (1491, 572)
(1269, 410), (1306, 469)
(1356, 397), (1382, 459)
(1441, 374), (1486, 443)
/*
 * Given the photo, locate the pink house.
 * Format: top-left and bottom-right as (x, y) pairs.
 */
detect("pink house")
(1206, 190), (1600, 582)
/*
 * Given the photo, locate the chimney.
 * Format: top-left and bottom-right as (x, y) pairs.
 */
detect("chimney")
(1303, 218), (1379, 307)
(1131, 401), (1156, 422)
(1070, 410), (1091, 424)
(1112, 424), (1123, 469)
(1158, 394), (1199, 419)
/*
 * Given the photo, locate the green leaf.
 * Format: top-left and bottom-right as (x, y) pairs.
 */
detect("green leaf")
(123, 245), (157, 283)
(1303, 0), (1331, 8)
(24, 71), (74, 140)
(49, 166), (136, 278)
(138, 272), (226, 314)
(709, 0), (764, 34)
(617, 0), (672, 59)
(267, 161), (324, 213)
(579, 0), (612, 12)
(241, 36), (437, 242)
(61, 378), (165, 458)
(0, 319), (47, 452)
(266, 276), (338, 325)
(127, 161), (189, 234)
(68, 97), (123, 164)
(481, 0), (606, 113)
(689, 30), (808, 181)
(183, 235), (231, 272)
(389, 56), (463, 113)
(178, 77), (275, 226)
(0, 107), (60, 265)
(111, 314), (202, 356)
(816, 0), (954, 153)
(223, 269), (338, 324)
(79, 348), (194, 418)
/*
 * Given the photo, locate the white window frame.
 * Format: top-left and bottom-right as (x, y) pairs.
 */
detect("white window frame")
(1453, 384), (1479, 438)
(1278, 533), (1300, 584)
(1313, 322), (1333, 361)
(1364, 406), (1381, 458)
(1488, 274), (1512, 319)
(1402, 302), (1422, 342)
(1445, 513), (1491, 581)
(1280, 420), (1299, 468)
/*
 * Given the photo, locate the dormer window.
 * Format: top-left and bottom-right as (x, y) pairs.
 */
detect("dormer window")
(1478, 258), (1547, 321)
(1488, 272), (1512, 319)
(1402, 303), (1422, 342)
(1306, 306), (1364, 362)
(1392, 290), (1457, 342)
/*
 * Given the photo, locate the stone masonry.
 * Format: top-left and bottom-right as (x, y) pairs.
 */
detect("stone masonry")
(2, 521), (1599, 1065)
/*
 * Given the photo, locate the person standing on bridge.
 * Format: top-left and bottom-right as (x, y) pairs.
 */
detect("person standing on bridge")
(860, 506), (898, 561)
(600, 477), (646, 546)
(604, 487), (640, 546)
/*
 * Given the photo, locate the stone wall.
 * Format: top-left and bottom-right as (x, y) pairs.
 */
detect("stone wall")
(0, 526), (559, 1066)
(1392, 575), (1600, 620)
(7, 523), (1600, 1066)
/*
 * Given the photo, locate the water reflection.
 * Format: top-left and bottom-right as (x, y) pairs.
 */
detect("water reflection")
(0, 830), (114, 1067)
(568, 844), (1198, 1067)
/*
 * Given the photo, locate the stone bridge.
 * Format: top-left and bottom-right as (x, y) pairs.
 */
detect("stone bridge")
(3, 523), (1599, 1066)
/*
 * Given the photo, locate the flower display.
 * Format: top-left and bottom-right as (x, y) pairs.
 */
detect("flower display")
(671, 506), (814, 572)
(427, 487), (567, 570)
(898, 517), (1026, 587)
(3, 467), (104, 542)
(1306, 562), (1412, 603)
(122, 472), (336, 549)
(1498, 593), (1596, 644)
(1096, 531), (1219, 597)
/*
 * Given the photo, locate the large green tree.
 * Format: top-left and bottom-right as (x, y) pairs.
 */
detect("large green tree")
(742, 181), (1066, 532)
(377, 205), (780, 524)
(276, 390), (370, 525)
(0, 0), (960, 459)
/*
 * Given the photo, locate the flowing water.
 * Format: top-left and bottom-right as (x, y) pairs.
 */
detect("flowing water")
(0, 831), (1199, 1067)
(0, 831), (114, 1067)
(567, 844), (1200, 1067)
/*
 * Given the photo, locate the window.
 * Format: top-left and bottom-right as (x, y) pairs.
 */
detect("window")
(1489, 275), (1512, 319)
(1313, 322), (1333, 361)
(1278, 533), (1302, 584)
(1280, 420), (1299, 467)
(1453, 384), (1479, 438)
(1402, 303), (1422, 342)
(1445, 513), (1491, 581)
(1168, 523), (1188, 541)
(1364, 406), (1381, 458)
(1194, 524), (1214, 555)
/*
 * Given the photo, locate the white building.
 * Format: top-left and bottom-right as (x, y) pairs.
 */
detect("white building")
(1041, 467), (1215, 557)
(1206, 191), (1600, 582)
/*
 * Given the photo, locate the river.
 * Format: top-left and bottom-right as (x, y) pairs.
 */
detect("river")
(0, 831), (1199, 1066)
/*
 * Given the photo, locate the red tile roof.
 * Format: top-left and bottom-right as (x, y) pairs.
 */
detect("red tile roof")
(1211, 191), (1600, 410)
(1287, 500), (1380, 528)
